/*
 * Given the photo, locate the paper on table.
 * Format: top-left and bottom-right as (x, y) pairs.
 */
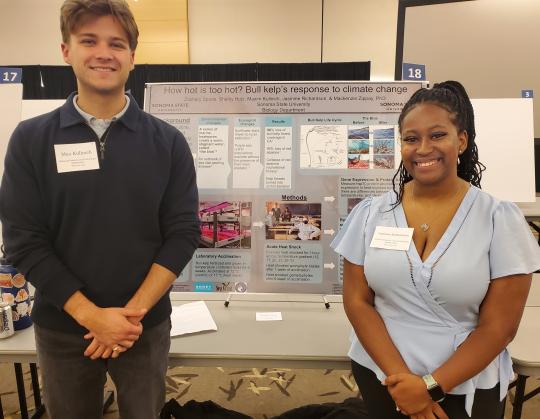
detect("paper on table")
(256, 312), (282, 321)
(170, 301), (217, 337)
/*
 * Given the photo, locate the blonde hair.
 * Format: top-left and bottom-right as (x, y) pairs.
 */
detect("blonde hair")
(60, 0), (139, 50)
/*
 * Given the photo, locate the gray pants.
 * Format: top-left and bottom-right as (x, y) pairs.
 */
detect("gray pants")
(35, 319), (171, 419)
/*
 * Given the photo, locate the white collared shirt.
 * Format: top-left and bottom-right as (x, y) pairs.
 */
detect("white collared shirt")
(73, 94), (130, 138)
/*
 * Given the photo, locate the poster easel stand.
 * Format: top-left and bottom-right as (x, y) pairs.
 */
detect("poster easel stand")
(224, 293), (331, 309)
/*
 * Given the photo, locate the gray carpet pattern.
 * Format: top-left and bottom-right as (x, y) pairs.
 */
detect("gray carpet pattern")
(1, 363), (539, 418)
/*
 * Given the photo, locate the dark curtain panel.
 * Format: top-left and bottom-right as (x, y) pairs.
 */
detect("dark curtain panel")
(16, 62), (370, 105)
(536, 141), (540, 193)
(20, 65), (43, 99)
(128, 64), (259, 105)
(125, 65), (149, 107)
(39, 66), (77, 99)
(19, 65), (76, 100)
(257, 62), (370, 81)
(185, 64), (258, 82)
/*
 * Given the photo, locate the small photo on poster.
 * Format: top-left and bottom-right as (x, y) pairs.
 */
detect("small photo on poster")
(373, 154), (395, 169)
(265, 202), (322, 241)
(373, 139), (395, 154)
(373, 127), (395, 140)
(347, 139), (370, 169)
(348, 126), (369, 140)
(370, 125), (398, 169)
(199, 201), (252, 248)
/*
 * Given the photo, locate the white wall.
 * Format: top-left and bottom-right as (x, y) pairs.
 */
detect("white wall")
(402, 0), (540, 137)
(323, 0), (398, 80)
(0, 0), (399, 80)
(188, 0), (398, 79)
(0, 0), (65, 65)
(188, 0), (324, 64)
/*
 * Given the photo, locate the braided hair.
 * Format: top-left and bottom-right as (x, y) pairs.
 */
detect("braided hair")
(392, 80), (485, 205)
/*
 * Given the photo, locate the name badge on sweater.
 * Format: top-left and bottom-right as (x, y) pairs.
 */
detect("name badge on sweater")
(370, 226), (413, 251)
(54, 142), (100, 173)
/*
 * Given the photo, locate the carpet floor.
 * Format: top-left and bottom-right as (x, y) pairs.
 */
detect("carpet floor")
(1, 363), (539, 418)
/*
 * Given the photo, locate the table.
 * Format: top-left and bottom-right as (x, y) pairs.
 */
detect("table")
(521, 196), (540, 245)
(168, 293), (350, 369)
(0, 294), (350, 418)
(507, 276), (540, 419)
(0, 294), (351, 367)
(1, 287), (539, 419)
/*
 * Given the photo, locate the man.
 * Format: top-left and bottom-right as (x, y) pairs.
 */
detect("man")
(282, 207), (292, 222)
(290, 218), (321, 240)
(271, 204), (282, 223)
(0, 1), (200, 418)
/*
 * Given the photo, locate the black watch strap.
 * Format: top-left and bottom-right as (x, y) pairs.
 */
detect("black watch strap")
(422, 374), (446, 402)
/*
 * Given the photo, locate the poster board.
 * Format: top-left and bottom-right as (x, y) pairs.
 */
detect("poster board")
(0, 84), (22, 182)
(21, 99), (65, 121)
(472, 98), (535, 203)
(145, 81), (424, 294)
(0, 83), (23, 246)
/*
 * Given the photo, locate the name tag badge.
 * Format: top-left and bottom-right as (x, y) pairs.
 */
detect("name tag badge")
(370, 226), (413, 251)
(54, 142), (100, 173)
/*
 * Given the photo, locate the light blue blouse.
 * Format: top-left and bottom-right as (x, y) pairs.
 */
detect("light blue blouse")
(331, 185), (540, 415)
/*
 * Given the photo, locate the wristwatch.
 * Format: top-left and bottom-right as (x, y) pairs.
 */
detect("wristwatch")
(422, 374), (446, 402)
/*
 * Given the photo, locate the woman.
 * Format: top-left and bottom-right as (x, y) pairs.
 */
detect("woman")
(331, 81), (540, 419)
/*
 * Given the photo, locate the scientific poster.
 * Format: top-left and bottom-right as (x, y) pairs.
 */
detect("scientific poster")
(145, 81), (424, 294)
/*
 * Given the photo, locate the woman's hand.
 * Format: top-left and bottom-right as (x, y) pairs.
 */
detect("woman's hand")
(384, 373), (431, 415)
(409, 401), (449, 419)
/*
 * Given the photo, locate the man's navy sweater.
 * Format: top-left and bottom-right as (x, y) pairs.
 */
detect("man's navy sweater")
(0, 93), (200, 333)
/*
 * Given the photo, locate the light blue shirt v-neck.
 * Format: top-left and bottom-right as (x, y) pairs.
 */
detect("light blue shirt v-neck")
(331, 185), (540, 415)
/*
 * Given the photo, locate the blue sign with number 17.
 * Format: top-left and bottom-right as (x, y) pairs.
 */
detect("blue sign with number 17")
(0, 67), (22, 84)
(402, 63), (426, 81)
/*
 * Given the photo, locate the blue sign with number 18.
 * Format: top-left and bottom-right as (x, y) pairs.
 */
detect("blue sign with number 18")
(402, 63), (426, 81)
